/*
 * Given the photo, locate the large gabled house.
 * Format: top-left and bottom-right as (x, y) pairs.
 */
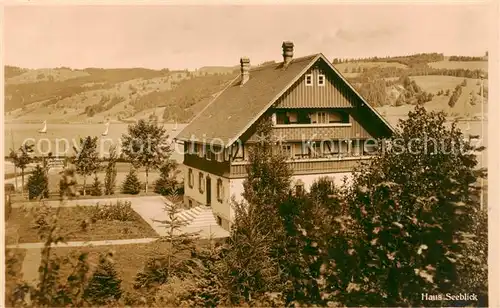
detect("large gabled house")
(175, 41), (394, 231)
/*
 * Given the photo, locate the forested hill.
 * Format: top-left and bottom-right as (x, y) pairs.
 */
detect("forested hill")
(4, 52), (488, 124)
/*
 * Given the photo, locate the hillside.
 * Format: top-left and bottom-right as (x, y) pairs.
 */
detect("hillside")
(4, 52), (488, 124)
(4, 66), (237, 124)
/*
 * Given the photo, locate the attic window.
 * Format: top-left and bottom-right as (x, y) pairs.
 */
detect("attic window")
(305, 74), (313, 86)
(318, 74), (325, 86)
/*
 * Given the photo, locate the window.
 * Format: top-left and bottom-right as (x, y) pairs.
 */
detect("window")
(363, 139), (378, 155)
(188, 200), (193, 208)
(318, 74), (325, 86)
(198, 144), (204, 158)
(217, 179), (224, 202)
(215, 151), (223, 162)
(324, 140), (340, 156)
(281, 144), (293, 158)
(217, 216), (222, 226)
(295, 184), (305, 196)
(316, 112), (328, 124)
(310, 141), (322, 158)
(188, 169), (194, 188)
(305, 74), (313, 86)
(206, 150), (213, 161)
(198, 172), (205, 193)
(328, 111), (343, 123)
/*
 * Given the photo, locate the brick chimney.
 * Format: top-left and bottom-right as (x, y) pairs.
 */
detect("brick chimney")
(240, 57), (250, 85)
(282, 41), (294, 66)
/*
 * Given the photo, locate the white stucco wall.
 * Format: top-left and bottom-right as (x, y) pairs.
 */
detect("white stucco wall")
(228, 171), (353, 222)
(183, 165), (232, 223)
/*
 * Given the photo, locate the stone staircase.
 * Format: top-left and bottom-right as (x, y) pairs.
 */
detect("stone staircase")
(176, 206), (207, 224)
(175, 206), (229, 238)
(129, 196), (229, 239)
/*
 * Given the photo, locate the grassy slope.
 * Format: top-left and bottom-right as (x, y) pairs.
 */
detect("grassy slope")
(5, 206), (158, 245)
(428, 60), (488, 71)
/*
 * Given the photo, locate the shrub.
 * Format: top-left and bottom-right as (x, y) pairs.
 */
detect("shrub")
(121, 168), (141, 195)
(134, 255), (171, 290)
(90, 174), (102, 196)
(27, 165), (49, 200)
(84, 251), (122, 305)
(154, 160), (180, 196)
(88, 201), (135, 222)
(153, 277), (195, 306)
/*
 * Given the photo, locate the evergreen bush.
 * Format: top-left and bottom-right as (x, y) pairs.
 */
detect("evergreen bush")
(27, 164), (49, 200)
(121, 168), (141, 195)
(84, 251), (122, 305)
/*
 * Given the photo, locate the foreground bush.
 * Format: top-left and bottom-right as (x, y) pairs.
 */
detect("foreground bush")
(89, 201), (136, 222)
(84, 251), (123, 305)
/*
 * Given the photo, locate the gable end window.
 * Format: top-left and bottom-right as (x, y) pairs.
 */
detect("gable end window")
(188, 168), (194, 188)
(318, 74), (325, 86)
(305, 74), (313, 86)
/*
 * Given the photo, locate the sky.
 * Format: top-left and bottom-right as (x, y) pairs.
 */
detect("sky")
(3, 3), (492, 70)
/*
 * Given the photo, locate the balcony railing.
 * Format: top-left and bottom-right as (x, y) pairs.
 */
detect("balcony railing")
(230, 156), (372, 177)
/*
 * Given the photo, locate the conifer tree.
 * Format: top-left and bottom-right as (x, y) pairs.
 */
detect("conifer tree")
(27, 164), (49, 200)
(217, 200), (281, 305)
(184, 238), (224, 307)
(121, 167), (142, 195)
(134, 191), (198, 289)
(90, 173), (102, 196)
(216, 117), (292, 305)
(84, 251), (122, 305)
(340, 106), (486, 306)
(154, 158), (180, 195)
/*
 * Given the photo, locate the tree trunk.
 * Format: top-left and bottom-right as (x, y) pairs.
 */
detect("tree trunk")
(83, 176), (87, 196)
(145, 168), (149, 193)
(20, 168), (24, 196)
(14, 166), (18, 194)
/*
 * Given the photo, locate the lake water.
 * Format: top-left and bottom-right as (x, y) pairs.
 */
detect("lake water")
(4, 123), (188, 163)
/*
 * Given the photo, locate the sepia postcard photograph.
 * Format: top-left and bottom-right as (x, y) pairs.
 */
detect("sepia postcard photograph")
(1, 1), (498, 307)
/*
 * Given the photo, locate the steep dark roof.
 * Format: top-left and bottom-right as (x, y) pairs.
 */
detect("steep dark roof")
(176, 54), (319, 145)
(176, 53), (395, 147)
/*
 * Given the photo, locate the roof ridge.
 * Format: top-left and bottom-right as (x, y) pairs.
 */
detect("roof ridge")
(249, 53), (319, 72)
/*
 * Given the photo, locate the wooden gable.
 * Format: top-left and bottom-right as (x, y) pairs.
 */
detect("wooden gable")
(274, 57), (356, 109)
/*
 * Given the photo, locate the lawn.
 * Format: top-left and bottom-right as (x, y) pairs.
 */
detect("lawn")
(5, 204), (158, 245)
(51, 239), (220, 294)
